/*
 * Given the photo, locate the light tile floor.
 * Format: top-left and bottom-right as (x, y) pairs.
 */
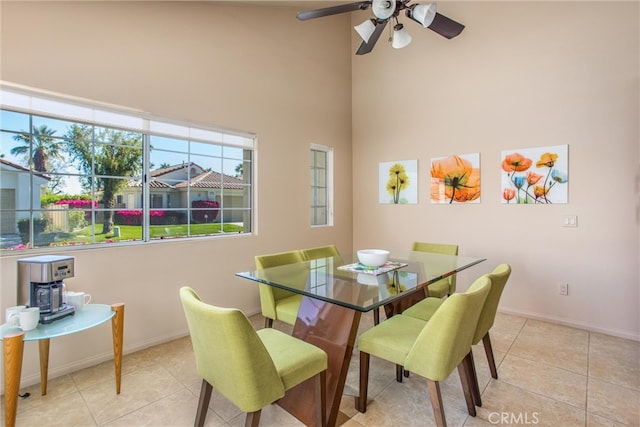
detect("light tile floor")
(3, 312), (639, 426)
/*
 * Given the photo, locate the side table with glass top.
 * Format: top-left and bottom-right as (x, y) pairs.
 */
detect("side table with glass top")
(1, 303), (124, 427)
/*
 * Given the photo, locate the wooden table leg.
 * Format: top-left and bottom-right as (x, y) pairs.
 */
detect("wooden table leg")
(4, 332), (25, 427)
(38, 338), (50, 395)
(110, 303), (124, 394)
(277, 297), (361, 427)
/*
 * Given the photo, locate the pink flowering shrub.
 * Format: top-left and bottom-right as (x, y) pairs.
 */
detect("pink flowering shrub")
(55, 199), (98, 209)
(114, 209), (184, 225)
(192, 200), (219, 223)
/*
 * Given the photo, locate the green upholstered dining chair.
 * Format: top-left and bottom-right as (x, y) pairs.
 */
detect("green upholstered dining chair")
(301, 244), (385, 326)
(179, 287), (327, 427)
(255, 250), (306, 328)
(411, 241), (459, 298)
(300, 244), (340, 261)
(357, 276), (491, 427)
(404, 264), (511, 376)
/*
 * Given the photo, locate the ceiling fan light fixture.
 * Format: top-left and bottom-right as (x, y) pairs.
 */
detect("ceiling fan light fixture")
(392, 23), (412, 49)
(372, 0), (395, 20)
(354, 19), (377, 43)
(408, 2), (437, 27)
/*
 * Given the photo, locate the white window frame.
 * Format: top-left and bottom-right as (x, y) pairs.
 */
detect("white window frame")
(0, 81), (255, 251)
(310, 143), (333, 227)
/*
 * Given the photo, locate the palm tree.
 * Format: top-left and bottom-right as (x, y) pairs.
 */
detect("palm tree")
(66, 124), (143, 234)
(10, 125), (64, 172)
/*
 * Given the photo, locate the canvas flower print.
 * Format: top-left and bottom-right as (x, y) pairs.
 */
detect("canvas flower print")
(430, 153), (481, 204)
(501, 144), (568, 204)
(379, 160), (418, 204)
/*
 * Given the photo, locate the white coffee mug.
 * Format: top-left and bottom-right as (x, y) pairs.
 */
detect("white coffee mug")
(6, 306), (39, 331)
(5, 305), (27, 327)
(66, 291), (91, 311)
(18, 307), (40, 331)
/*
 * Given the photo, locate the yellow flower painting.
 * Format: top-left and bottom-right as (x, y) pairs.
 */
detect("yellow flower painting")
(379, 160), (418, 204)
(430, 153), (481, 204)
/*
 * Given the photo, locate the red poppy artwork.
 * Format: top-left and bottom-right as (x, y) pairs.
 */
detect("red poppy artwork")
(430, 153), (481, 204)
(501, 144), (568, 204)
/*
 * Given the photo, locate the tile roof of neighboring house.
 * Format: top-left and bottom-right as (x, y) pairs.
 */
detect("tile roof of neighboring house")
(128, 162), (244, 190)
(175, 170), (244, 190)
(0, 158), (51, 180)
(150, 163), (191, 177)
(127, 179), (173, 189)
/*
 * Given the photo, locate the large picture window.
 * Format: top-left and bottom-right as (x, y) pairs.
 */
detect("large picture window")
(0, 84), (254, 252)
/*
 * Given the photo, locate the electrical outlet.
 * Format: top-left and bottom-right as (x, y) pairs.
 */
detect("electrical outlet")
(558, 283), (568, 296)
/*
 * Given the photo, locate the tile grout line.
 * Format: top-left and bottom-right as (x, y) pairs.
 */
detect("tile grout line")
(584, 331), (591, 426)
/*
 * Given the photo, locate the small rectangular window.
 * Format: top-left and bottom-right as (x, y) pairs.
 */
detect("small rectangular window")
(310, 145), (333, 227)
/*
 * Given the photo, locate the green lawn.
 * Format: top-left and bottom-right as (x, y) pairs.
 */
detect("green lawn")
(57, 223), (244, 244)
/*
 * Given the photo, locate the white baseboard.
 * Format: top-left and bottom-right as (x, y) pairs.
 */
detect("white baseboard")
(498, 308), (640, 342)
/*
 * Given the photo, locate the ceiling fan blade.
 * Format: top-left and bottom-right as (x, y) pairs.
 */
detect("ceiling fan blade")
(297, 1), (371, 21)
(355, 19), (388, 55)
(427, 12), (465, 39)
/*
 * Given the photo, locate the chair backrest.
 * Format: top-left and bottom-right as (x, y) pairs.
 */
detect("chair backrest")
(179, 287), (285, 412)
(404, 275), (491, 381)
(411, 242), (459, 294)
(473, 264), (512, 344)
(255, 250), (305, 269)
(300, 245), (340, 261)
(255, 250), (306, 317)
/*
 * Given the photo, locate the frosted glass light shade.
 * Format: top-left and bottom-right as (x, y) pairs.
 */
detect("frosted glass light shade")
(392, 24), (412, 49)
(372, 0), (395, 20)
(354, 19), (376, 43)
(411, 3), (437, 27)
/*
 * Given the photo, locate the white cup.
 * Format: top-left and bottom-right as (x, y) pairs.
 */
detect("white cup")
(6, 306), (40, 331)
(5, 305), (27, 327)
(66, 291), (91, 311)
(18, 307), (40, 331)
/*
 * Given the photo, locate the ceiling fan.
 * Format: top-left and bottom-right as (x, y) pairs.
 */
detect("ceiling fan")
(297, 0), (465, 55)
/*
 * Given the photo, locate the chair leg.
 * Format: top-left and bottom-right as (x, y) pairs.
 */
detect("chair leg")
(373, 308), (380, 325)
(457, 353), (477, 416)
(195, 379), (213, 427)
(467, 350), (482, 407)
(426, 379), (447, 427)
(245, 410), (262, 427)
(396, 364), (404, 382)
(264, 317), (273, 328)
(482, 332), (498, 379)
(357, 351), (370, 413)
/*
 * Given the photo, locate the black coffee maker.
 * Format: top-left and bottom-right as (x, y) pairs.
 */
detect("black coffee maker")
(17, 255), (76, 324)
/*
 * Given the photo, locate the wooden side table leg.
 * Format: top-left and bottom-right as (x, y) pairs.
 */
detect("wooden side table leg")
(4, 332), (25, 427)
(111, 303), (124, 394)
(38, 339), (50, 395)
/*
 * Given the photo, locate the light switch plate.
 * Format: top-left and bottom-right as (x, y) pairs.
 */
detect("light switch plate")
(563, 215), (578, 227)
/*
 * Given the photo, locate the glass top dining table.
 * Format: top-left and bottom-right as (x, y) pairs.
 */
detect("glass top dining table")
(236, 250), (486, 312)
(236, 250), (486, 427)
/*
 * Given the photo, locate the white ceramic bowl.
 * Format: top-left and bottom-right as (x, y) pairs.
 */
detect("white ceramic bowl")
(357, 249), (390, 267)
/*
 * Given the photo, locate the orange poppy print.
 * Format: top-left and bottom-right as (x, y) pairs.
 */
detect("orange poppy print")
(431, 154), (480, 204)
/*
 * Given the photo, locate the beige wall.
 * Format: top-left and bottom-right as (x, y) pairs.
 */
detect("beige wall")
(351, 2), (639, 339)
(0, 1), (353, 387)
(0, 0), (638, 390)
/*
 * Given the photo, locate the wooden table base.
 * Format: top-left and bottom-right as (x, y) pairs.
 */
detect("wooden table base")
(276, 296), (361, 427)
